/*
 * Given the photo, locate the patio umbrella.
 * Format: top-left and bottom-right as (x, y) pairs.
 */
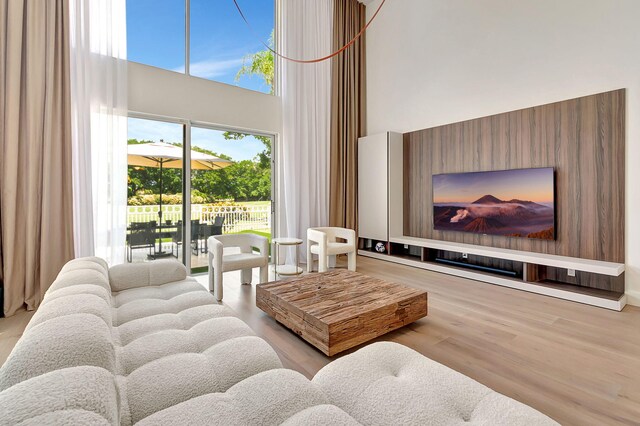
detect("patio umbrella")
(127, 141), (233, 224)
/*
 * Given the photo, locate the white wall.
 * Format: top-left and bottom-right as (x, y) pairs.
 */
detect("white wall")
(128, 62), (282, 134)
(365, 0), (640, 306)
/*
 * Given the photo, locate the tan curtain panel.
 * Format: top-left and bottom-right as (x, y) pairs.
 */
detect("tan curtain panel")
(0, 0), (74, 317)
(329, 0), (366, 230)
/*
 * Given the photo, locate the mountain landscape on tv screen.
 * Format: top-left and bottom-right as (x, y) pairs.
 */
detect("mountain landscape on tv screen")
(432, 168), (555, 240)
(433, 194), (555, 240)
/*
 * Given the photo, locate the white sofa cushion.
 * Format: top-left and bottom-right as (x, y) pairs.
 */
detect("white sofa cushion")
(60, 256), (109, 275)
(112, 280), (206, 307)
(120, 336), (282, 424)
(280, 405), (362, 426)
(109, 259), (188, 291)
(0, 314), (116, 392)
(113, 288), (216, 326)
(135, 369), (354, 426)
(43, 283), (112, 306)
(116, 316), (256, 375)
(312, 342), (558, 426)
(17, 410), (113, 425)
(49, 268), (111, 293)
(115, 304), (236, 346)
(0, 366), (118, 426)
(26, 293), (112, 331)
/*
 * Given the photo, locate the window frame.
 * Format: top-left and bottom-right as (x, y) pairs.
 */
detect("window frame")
(128, 111), (278, 274)
(126, 0), (277, 95)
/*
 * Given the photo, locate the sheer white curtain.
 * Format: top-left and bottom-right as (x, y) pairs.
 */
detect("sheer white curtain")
(277, 0), (333, 262)
(69, 0), (128, 265)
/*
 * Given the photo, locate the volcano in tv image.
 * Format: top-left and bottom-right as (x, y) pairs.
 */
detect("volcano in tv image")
(433, 168), (555, 240)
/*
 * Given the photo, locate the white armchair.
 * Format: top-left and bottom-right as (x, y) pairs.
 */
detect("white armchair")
(208, 234), (269, 302)
(307, 227), (357, 273)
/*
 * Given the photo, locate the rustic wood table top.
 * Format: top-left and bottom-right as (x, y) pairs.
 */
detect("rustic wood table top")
(256, 270), (428, 356)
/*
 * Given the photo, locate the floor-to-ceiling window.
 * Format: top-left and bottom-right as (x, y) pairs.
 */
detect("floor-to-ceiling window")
(126, 1), (277, 273)
(126, 0), (275, 93)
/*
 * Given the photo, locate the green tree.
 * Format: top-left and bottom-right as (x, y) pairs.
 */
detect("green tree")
(223, 30), (275, 170)
(221, 132), (271, 169)
(127, 138), (271, 203)
(235, 31), (274, 94)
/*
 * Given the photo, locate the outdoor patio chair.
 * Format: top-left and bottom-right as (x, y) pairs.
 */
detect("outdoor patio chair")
(172, 220), (200, 257)
(212, 215), (225, 233)
(199, 215), (226, 253)
(126, 222), (156, 262)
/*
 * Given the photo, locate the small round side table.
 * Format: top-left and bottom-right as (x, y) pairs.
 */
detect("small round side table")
(272, 237), (304, 276)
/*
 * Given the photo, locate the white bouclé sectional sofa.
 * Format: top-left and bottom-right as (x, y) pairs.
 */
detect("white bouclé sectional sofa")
(0, 257), (558, 425)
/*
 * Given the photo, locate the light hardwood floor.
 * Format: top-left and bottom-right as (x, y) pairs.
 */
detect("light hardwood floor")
(0, 308), (34, 365)
(198, 257), (640, 426)
(2, 255), (640, 425)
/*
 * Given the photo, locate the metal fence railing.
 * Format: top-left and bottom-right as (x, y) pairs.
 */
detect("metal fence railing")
(127, 204), (271, 234)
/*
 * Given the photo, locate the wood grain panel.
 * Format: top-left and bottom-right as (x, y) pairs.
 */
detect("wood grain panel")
(404, 90), (625, 265)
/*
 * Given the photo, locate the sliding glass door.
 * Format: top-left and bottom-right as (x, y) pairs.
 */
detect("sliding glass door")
(126, 115), (275, 274)
(126, 117), (185, 263)
(189, 126), (274, 273)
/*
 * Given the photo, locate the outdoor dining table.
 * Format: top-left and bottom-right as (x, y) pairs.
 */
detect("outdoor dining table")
(126, 222), (178, 259)
(127, 220), (221, 259)
(153, 223), (179, 258)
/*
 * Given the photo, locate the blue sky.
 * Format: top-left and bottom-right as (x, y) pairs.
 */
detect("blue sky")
(128, 117), (267, 162)
(126, 0), (274, 94)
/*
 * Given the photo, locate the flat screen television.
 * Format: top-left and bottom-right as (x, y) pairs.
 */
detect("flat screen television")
(432, 167), (555, 240)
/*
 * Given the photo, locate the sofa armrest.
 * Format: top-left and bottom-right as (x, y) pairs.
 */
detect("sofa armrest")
(108, 260), (187, 292)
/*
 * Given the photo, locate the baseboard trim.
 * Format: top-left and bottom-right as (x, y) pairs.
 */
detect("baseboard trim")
(625, 290), (640, 307)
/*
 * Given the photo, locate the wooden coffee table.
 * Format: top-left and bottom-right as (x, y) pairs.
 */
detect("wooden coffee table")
(256, 270), (428, 356)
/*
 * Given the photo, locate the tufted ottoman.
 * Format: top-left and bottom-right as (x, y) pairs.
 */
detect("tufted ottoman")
(313, 342), (557, 425)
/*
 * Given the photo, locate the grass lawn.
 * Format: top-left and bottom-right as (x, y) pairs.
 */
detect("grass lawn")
(237, 200), (271, 207)
(232, 229), (272, 242)
(158, 229), (271, 244)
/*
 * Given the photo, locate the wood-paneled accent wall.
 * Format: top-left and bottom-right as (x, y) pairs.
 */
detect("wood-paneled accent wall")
(403, 89), (625, 263)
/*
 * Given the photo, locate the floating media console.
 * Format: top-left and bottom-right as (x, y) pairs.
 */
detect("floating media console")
(434, 257), (519, 278)
(358, 236), (626, 311)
